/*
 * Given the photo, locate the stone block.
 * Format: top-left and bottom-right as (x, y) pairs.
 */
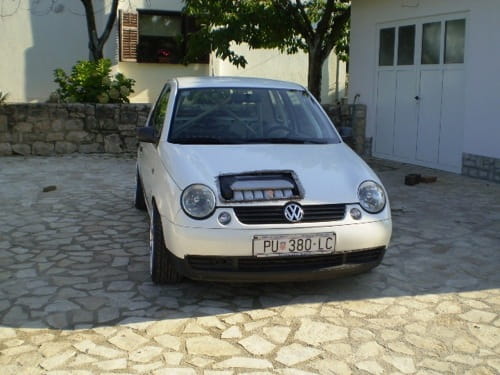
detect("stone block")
(99, 119), (118, 130)
(28, 105), (49, 119)
(68, 104), (86, 118)
(32, 141), (54, 156)
(65, 119), (84, 131)
(21, 133), (44, 143)
(46, 132), (65, 142)
(118, 124), (135, 134)
(51, 119), (65, 131)
(0, 115), (8, 132)
(462, 154), (472, 167)
(0, 132), (12, 142)
(48, 107), (69, 119)
(493, 170), (500, 183)
(55, 141), (77, 154)
(13, 105), (28, 121)
(79, 143), (104, 153)
(33, 121), (52, 132)
(85, 104), (96, 116)
(479, 157), (495, 168)
(14, 122), (33, 133)
(137, 115), (149, 126)
(352, 104), (367, 118)
(9, 132), (21, 143)
(85, 118), (98, 131)
(96, 104), (117, 119)
(120, 111), (138, 124)
(0, 142), (12, 155)
(124, 136), (138, 152)
(66, 131), (93, 143)
(12, 144), (31, 155)
(104, 134), (123, 153)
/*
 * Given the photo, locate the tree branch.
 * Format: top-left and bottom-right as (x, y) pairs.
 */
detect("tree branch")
(98, 0), (119, 50)
(322, 5), (350, 58)
(80, 0), (99, 58)
(315, 0), (335, 39)
(294, 0), (314, 41)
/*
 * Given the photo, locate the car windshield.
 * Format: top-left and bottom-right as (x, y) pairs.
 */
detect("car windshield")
(168, 87), (341, 144)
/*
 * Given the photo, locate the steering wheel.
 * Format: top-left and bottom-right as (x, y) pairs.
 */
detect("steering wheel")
(265, 125), (291, 137)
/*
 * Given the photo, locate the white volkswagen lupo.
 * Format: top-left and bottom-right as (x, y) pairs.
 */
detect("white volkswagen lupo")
(135, 77), (391, 283)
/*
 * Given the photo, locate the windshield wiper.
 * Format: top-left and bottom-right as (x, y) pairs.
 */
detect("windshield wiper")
(246, 137), (328, 144)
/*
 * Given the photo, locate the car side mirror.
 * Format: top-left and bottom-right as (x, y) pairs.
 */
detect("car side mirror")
(137, 127), (159, 143)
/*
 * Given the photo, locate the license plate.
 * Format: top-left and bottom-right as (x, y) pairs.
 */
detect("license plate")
(252, 233), (335, 257)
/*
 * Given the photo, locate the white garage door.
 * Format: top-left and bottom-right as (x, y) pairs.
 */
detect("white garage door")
(374, 15), (467, 172)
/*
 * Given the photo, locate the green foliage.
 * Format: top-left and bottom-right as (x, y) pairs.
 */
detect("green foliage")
(54, 59), (135, 103)
(184, 0), (351, 67)
(0, 91), (8, 104)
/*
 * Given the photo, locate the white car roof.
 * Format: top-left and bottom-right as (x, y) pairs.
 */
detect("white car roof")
(174, 76), (305, 90)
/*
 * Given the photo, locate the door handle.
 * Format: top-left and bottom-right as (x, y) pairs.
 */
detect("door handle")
(415, 96), (420, 100)
(139, 146), (143, 152)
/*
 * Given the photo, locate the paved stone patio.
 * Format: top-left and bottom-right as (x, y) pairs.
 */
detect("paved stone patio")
(0, 154), (499, 374)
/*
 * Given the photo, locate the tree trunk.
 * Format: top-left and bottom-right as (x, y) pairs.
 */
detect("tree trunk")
(81, 0), (119, 62)
(307, 45), (326, 102)
(89, 42), (103, 61)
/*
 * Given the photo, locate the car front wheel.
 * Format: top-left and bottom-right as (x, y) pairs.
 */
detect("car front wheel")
(150, 205), (182, 284)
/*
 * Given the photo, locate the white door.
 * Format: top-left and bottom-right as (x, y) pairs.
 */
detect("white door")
(374, 16), (467, 172)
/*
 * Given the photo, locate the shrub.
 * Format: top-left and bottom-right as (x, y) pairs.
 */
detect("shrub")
(54, 59), (135, 103)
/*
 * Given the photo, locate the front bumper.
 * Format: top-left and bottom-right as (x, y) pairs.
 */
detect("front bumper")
(161, 218), (391, 281)
(171, 247), (386, 282)
(162, 218), (392, 257)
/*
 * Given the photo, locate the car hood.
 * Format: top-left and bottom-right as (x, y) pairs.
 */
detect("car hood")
(159, 143), (381, 204)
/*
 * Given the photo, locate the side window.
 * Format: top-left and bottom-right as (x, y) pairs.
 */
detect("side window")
(445, 19), (466, 64)
(421, 22), (441, 64)
(397, 25), (415, 65)
(150, 86), (171, 134)
(379, 28), (395, 66)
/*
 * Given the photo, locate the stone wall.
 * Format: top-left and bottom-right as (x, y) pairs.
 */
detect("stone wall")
(0, 102), (366, 157)
(0, 103), (151, 156)
(462, 153), (500, 183)
(323, 103), (367, 155)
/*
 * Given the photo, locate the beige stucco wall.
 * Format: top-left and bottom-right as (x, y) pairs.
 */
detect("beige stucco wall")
(1, 0), (347, 105)
(214, 44), (347, 104)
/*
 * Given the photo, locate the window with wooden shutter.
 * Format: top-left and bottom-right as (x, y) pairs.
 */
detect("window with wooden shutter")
(119, 9), (207, 64)
(120, 11), (138, 62)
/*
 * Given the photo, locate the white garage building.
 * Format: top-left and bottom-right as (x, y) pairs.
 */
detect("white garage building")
(349, 0), (500, 182)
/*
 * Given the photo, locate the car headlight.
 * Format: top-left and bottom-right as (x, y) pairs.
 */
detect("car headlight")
(358, 180), (386, 213)
(181, 184), (216, 219)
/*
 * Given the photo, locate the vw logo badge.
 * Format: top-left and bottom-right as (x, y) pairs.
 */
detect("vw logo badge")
(284, 202), (304, 223)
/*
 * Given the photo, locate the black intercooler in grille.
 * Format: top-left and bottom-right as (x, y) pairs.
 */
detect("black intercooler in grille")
(186, 247), (385, 272)
(233, 204), (346, 224)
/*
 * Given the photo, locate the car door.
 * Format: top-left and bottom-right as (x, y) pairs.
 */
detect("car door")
(138, 84), (172, 208)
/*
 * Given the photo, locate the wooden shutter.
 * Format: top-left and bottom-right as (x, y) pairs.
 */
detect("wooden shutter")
(120, 11), (138, 62)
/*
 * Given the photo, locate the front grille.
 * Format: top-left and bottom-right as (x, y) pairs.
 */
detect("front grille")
(186, 247), (385, 272)
(233, 204), (346, 224)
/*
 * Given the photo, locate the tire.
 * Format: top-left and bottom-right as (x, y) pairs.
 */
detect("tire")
(135, 171), (147, 210)
(150, 205), (182, 284)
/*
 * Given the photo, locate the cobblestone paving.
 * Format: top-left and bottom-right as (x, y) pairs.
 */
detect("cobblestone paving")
(1, 154), (499, 375)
